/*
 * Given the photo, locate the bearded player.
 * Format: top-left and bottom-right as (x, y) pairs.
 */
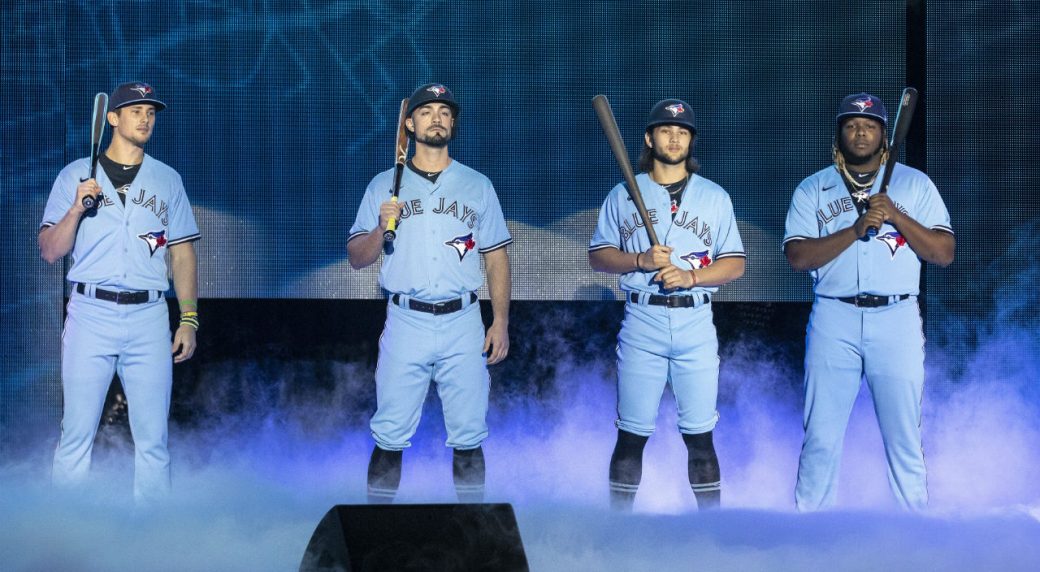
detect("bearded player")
(784, 93), (954, 510)
(589, 99), (745, 510)
(348, 83), (511, 503)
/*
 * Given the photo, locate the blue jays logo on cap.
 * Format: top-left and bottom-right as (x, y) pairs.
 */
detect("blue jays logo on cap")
(407, 83), (459, 117)
(665, 103), (685, 117)
(646, 98), (697, 133)
(836, 92), (887, 125)
(680, 250), (712, 269)
(445, 233), (476, 261)
(850, 97), (873, 113)
(130, 84), (154, 98)
(111, 81), (167, 111)
(138, 230), (167, 256)
(875, 231), (907, 257)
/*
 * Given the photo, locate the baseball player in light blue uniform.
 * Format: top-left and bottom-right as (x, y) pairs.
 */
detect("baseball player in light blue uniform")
(348, 83), (512, 503)
(784, 93), (954, 511)
(590, 99), (745, 510)
(39, 82), (200, 505)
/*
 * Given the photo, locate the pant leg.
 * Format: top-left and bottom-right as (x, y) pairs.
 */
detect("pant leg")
(795, 297), (866, 511)
(370, 303), (437, 451)
(669, 304), (721, 435)
(615, 304), (670, 437)
(433, 303), (490, 450)
(116, 300), (173, 505)
(53, 295), (119, 488)
(864, 299), (928, 510)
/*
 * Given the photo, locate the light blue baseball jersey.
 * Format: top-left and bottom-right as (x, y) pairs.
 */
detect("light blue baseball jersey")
(41, 155), (201, 292)
(349, 160), (512, 300)
(783, 163), (953, 297)
(589, 172), (745, 295)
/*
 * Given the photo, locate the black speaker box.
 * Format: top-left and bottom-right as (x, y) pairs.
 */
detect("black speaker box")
(299, 503), (529, 572)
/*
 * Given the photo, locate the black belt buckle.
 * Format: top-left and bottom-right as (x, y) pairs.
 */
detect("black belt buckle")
(427, 298), (463, 315)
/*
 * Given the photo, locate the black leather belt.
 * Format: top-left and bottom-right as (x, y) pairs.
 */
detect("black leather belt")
(75, 283), (154, 304)
(832, 293), (911, 308)
(392, 292), (477, 315)
(629, 292), (710, 308)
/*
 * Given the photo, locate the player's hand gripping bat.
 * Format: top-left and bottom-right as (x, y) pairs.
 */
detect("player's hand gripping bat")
(383, 98), (410, 242)
(867, 87), (918, 237)
(592, 94), (660, 246)
(82, 92), (108, 210)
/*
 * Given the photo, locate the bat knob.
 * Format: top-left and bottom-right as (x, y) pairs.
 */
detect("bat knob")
(383, 229), (397, 242)
(866, 225), (879, 239)
(82, 194), (99, 210)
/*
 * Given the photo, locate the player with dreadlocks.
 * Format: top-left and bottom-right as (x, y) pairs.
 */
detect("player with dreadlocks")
(783, 92), (955, 510)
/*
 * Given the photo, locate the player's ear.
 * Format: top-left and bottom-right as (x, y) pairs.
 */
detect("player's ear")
(107, 110), (120, 127)
(644, 131), (653, 148)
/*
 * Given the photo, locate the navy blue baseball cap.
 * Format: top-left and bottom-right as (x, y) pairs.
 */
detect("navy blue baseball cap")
(110, 82), (166, 111)
(836, 92), (886, 126)
(406, 83), (458, 117)
(646, 99), (697, 133)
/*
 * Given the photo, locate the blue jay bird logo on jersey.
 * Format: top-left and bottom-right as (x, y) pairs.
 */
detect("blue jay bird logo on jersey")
(876, 231), (907, 258)
(138, 230), (168, 256)
(427, 85), (448, 97)
(445, 233), (477, 261)
(665, 103), (686, 117)
(680, 250), (712, 269)
(851, 97), (874, 113)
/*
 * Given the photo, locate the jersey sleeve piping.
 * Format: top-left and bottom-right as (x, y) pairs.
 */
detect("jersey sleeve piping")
(478, 237), (512, 253)
(783, 235), (812, 245)
(166, 233), (202, 246)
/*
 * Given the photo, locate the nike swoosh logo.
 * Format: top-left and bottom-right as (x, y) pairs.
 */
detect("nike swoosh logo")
(122, 165), (134, 170)
(822, 184), (836, 191)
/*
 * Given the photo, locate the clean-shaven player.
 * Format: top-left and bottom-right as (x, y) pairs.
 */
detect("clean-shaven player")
(39, 82), (200, 504)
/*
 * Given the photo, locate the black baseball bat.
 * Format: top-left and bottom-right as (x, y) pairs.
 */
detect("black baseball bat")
(591, 94), (659, 246)
(82, 92), (108, 209)
(867, 87), (918, 237)
(383, 98), (410, 242)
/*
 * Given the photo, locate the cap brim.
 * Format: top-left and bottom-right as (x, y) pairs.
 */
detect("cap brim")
(836, 112), (885, 125)
(113, 98), (167, 112)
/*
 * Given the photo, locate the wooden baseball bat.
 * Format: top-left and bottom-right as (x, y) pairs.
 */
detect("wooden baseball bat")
(591, 94), (659, 246)
(383, 98), (410, 242)
(82, 92), (108, 209)
(867, 87), (918, 237)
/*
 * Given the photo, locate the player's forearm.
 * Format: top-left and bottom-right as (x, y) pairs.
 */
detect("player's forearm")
(169, 242), (198, 311)
(784, 227), (858, 272)
(347, 231), (384, 269)
(589, 247), (641, 274)
(693, 257), (745, 287)
(484, 248), (511, 326)
(891, 216), (956, 267)
(38, 208), (85, 264)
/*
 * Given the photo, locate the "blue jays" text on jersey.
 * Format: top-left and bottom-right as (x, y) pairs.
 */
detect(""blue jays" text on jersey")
(589, 172), (745, 295)
(40, 154), (201, 292)
(783, 163), (953, 297)
(349, 160), (512, 300)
